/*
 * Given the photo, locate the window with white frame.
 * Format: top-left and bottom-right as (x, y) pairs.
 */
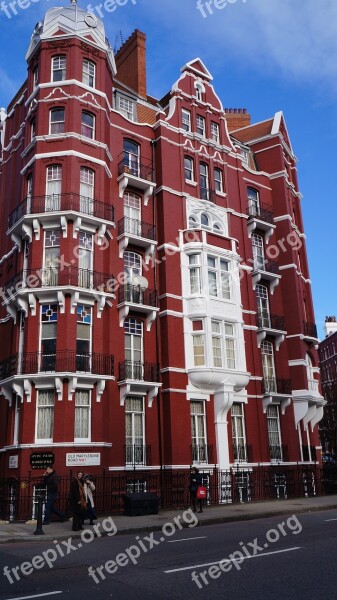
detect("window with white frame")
(33, 66), (38, 89)
(261, 340), (276, 392)
(182, 108), (191, 132)
(207, 255), (231, 300)
(184, 156), (194, 181)
(248, 187), (260, 216)
(224, 322), (236, 369)
(196, 115), (205, 137)
(40, 304), (58, 372)
(49, 108), (65, 135)
(30, 119), (36, 141)
(123, 139), (140, 176)
(81, 111), (95, 139)
(43, 229), (60, 286)
(192, 320), (205, 366)
(211, 121), (219, 143)
(191, 400), (208, 463)
(211, 321), (222, 367)
(82, 59), (95, 87)
(124, 251), (142, 302)
(199, 163), (209, 200)
(119, 96), (135, 121)
(125, 318), (143, 378)
(36, 390), (55, 442)
(189, 254), (201, 294)
(80, 167), (94, 215)
(267, 405), (282, 460)
(188, 211), (226, 235)
(252, 233), (265, 270)
(124, 192), (141, 235)
(46, 165), (62, 211)
(74, 390), (91, 441)
(214, 168), (223, 193)
(125, 396), (145, 465)
(231, 403), (247, 461)
(256, 284), (270, 328)
(76, 305), (92, 371)
(195, 83), (203, 102)
(51, 55), (66, 82)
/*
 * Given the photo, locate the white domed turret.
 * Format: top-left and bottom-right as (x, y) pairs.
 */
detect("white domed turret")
(25, 0), (116, 75)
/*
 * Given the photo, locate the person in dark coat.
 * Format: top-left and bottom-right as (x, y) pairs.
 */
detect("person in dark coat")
(43, 466), (65, 524)
(68, 471), (87, 531)
(189, 466), (203, 513)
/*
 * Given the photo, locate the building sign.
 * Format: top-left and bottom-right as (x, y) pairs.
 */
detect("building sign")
(30, 452), (55, 470)
(66, 453), (101, 467)
(8, 455), (18, 469)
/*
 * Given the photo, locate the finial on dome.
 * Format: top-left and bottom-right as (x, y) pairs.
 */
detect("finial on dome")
(70, 0), (77, 5)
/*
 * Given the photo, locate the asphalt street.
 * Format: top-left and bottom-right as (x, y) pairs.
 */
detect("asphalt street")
(0, 508), (336, 600)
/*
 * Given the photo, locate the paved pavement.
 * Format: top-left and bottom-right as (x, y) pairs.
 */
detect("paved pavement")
(0, 494), (336, 544)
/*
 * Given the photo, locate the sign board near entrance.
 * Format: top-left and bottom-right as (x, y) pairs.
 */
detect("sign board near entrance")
(30, 452), (55, 470)
(66, 453), (101, 467)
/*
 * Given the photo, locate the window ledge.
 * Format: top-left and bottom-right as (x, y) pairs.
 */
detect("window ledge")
(185, 179), (198, 187)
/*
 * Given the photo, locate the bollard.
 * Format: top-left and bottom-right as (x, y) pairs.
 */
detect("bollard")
(34, 495), (45, 536)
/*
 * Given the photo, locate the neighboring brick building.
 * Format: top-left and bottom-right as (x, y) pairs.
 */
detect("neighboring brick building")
(0, 2), (325, 488)
(318, 317), (337, 454)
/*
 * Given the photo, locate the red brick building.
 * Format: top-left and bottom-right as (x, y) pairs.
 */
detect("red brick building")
(318, 317), (337, 454)
(0, 3), (325, 486)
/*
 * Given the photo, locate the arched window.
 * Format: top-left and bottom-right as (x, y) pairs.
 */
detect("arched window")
(123, 139), (140, 176)
(200, 213), (209, 227)
(247, 187), (260, 216)
(256, 284), (270, 328)
(81, 111), (95, 139)
(188, 215), (198, 229)
(261, 341), (276, 392)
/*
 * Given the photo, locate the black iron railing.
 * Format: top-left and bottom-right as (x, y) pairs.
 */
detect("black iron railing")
(125, 445), (151, 467)
(4, 268), (115, 296)
(8, 193), (115, 229)
(191, 444), (213, 464)
(303, 321), (318, 338)
(269, 445), (289, 462)
(253, 258), (279, 274)
(118, 285), (157, 307)
(233, 443), (253, 462)
(262, 378), (292, 395)
(256, 312), (285, 331)
(200, 187), (215, 203)
(0, 351), (114, 379)
(118, 361), (160, 382)
(117, 216), (156, 240)
(118, 152), (154, 181)
(247, 202), (274, 224)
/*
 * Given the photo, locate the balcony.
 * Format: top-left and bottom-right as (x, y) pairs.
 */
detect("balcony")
(269, 445), (288, 462)
(200, 187), (216, 203)
(117, 217), (157, 262)
(232, 443), (253, 463)
(118, 360), (161, 407)
(117, 285), (159, 331)
(247, 202), (275, 242)
(262, 377), (292, 413)
(125, 444), (151, 467)
(117, 152), (155, 205)
(256, 312), (286, 350)
(0, 350), (114, 380)
(8, 193), (115, 244)
(191, 444), (213, 464)
(303, 321), (318, 342)
(252, 259), (281, 294)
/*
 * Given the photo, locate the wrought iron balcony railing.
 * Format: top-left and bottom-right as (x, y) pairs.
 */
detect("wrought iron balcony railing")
(247, 202), (274, 224)
(117, 217), (156, 240)
(0, 351), (114, 380)
(269, 445), (288, 462)
(118, 285), (157, 307)
(200, 187), (216, 203)
(303, 321), (318, 338)
(8, 193), (115, 229)
(256, 312), (285, 331)
(191, 444), (213, 464)
(262, 378), (292, 395)
(125, 444), (151, 467)
(4, 267), (115, 297)
(253, 258), (279, 274)
(233, 443), (253, 462)
(118, 360), (160, 382)
(118, 152), (154, 181)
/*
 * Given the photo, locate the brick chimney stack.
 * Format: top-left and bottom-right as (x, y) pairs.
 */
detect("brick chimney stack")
(115, 29), (147, 98)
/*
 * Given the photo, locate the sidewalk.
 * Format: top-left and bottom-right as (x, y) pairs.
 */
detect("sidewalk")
(0, 494), (336, 544)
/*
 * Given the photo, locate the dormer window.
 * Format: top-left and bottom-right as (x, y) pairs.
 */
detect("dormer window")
(52, 55), (66, 82)
(119, 96), (135, 121)
(194, 81), (205, 102)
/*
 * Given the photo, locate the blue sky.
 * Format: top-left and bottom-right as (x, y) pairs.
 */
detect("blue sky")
(0, 0), (336, 338)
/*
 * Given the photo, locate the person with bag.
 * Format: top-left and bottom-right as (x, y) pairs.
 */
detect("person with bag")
(82, 474), (97, 525)
(68, 471), (87, 531)
(189, 466), (204, 513)
(42, 466), (65, 524)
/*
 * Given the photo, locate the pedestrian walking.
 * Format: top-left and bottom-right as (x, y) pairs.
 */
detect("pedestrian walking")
(68, 471), (87, 531)
(42, 466), (65, 524)
(189, 466), (203, 513)
(83, 475), (97, 525)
